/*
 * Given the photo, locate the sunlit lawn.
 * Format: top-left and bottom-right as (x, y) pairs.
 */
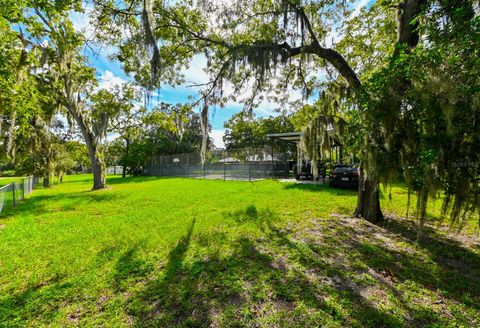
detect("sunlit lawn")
(0, 177), (25, 187)
(0, 175), (478, 327)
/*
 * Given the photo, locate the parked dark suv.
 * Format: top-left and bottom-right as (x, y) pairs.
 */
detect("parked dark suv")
(294, 160), (326, 180)
(329, 164), (359, 188)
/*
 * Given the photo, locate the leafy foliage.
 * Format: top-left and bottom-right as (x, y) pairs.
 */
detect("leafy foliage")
(223, 112), (295, 151)
(357, 0), (480, 229)
(104, 102), (206, 175)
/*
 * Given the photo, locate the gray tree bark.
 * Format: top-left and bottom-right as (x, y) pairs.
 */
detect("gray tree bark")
(67, 104), (107, 190)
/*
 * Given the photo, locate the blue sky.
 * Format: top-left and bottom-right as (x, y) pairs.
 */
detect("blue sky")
(71, 0), (373, 147)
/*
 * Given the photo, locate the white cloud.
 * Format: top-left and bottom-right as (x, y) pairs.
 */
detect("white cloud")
(97, 70), (127, 91)
(351, 0), (369, 18)
(222, 100), (279, 117)
(182, 55), (210, 85)
(210, 129), (225, 148)
(70, 5), (92, 34)
(254, 103), (279, 117)
(106, 132), (120, 142)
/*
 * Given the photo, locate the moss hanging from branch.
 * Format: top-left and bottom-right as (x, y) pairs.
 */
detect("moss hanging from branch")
(142, 0), (160, 86)
(221, 0), (310, 90)
(200, 101), (209, 167)
(297, 141), (303, 171)
(299, 114), (332, 177)
(299, 88), (349, 176)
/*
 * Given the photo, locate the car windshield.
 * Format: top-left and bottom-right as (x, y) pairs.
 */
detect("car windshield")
(333, 166), (357, 173)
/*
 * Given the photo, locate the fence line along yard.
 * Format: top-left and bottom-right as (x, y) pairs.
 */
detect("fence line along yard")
(144, 146), (292, 181)
(0, 176), (40, 216)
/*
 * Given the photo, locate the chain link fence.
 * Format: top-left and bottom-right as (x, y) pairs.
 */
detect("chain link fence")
(106, 166), (123, 175)
(144, 146), (291, 180)
(0, 176), (40, 216)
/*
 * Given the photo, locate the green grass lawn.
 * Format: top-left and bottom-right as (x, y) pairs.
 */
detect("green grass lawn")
(0, 175), (478, 327)
(0, 177), (24, 187)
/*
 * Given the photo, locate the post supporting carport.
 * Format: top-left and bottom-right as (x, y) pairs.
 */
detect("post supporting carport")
(266, 132), (303, 179)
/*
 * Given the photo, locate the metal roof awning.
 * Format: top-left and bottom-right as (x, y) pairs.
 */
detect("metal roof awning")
(266, 132), (303, 142)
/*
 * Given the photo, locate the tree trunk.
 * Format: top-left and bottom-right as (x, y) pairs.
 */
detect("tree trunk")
(354, 160), (383, 223)
(43, 175), (51, 188)
(67, 105), (107, 190)
(90, 148), (106, 190)
(122, 137), (130, 178)
(42, 155), (53, 188)
(416, 188), (428, 240)
(5, 110), (17, 162)
(5, 43), (28, 163)
(417, 215), (425, 240)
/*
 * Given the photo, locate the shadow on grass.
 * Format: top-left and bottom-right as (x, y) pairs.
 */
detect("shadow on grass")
(2, 205), (478, 326)
(222, 205), (276, 226)
(122, 208), (405, 327)
(379, 218), (480, 302)
(283, 182), (357, 195)
(105, 175), (168, 185)
(0, 274), (74, 325)
(111, 245), (155, 292)
(126, 218), (199, 326)
(305, 216), (480, 325)
(122, 207), (479, 326)
(0, 190), (121, 219)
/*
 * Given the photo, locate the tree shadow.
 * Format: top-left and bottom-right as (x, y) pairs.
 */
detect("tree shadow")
(111, 244), (155, 292)
(264, 223), (407, 327)
(0, 274), (75, 325)
(378, 218), (480, 303)
(125, 217), (199, 326)
(222, 205), (276, 226)
(124, 209), (405, 327)
(4, 205), (477, 326)
(302, 216), (480, 325)
(283, 182), (357, 195)
(0, 191), (121, 219)
(134, 207), (477, 326)
(105, 175), (166, 185)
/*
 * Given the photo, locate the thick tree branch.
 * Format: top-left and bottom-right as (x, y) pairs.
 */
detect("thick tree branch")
(395, 0), (426, 55)
(230, 41), (361, 89)
(284, 0), (361, 88)
(161, 2), (361, 89)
